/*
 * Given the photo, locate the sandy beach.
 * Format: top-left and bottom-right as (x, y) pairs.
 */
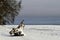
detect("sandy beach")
(0, 25), (60, 40)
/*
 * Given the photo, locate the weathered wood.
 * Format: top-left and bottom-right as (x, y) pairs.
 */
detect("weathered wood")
(9, 20), (25, 36)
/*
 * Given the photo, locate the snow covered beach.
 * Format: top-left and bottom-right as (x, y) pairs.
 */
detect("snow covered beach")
(0, 25), (60, 40)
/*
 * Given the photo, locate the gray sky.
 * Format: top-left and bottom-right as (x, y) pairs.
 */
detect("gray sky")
(20, 0), (60, 17)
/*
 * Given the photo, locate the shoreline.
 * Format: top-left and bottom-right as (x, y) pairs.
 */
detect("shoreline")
(0, 25), (60, 40)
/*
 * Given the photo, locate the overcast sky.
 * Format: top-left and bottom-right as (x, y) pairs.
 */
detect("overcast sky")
(19, 0), (60, 17)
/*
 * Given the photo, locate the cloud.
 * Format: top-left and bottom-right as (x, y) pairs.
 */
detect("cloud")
(20, 0), (60, 17)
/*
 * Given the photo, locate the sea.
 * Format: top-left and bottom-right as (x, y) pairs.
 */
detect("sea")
(14, 16), (60, 25)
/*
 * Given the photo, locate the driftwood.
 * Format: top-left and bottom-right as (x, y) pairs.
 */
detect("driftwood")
(9, 20), (25, 36)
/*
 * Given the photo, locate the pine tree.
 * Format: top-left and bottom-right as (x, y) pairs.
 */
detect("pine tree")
(0, 0), (22, 25)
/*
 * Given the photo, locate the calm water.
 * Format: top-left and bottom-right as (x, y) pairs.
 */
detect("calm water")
(14, 17), (60, 25)
(14, 0), (60, 25)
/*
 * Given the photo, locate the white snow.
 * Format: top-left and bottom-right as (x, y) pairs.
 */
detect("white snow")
(0, 25), (60, 40)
